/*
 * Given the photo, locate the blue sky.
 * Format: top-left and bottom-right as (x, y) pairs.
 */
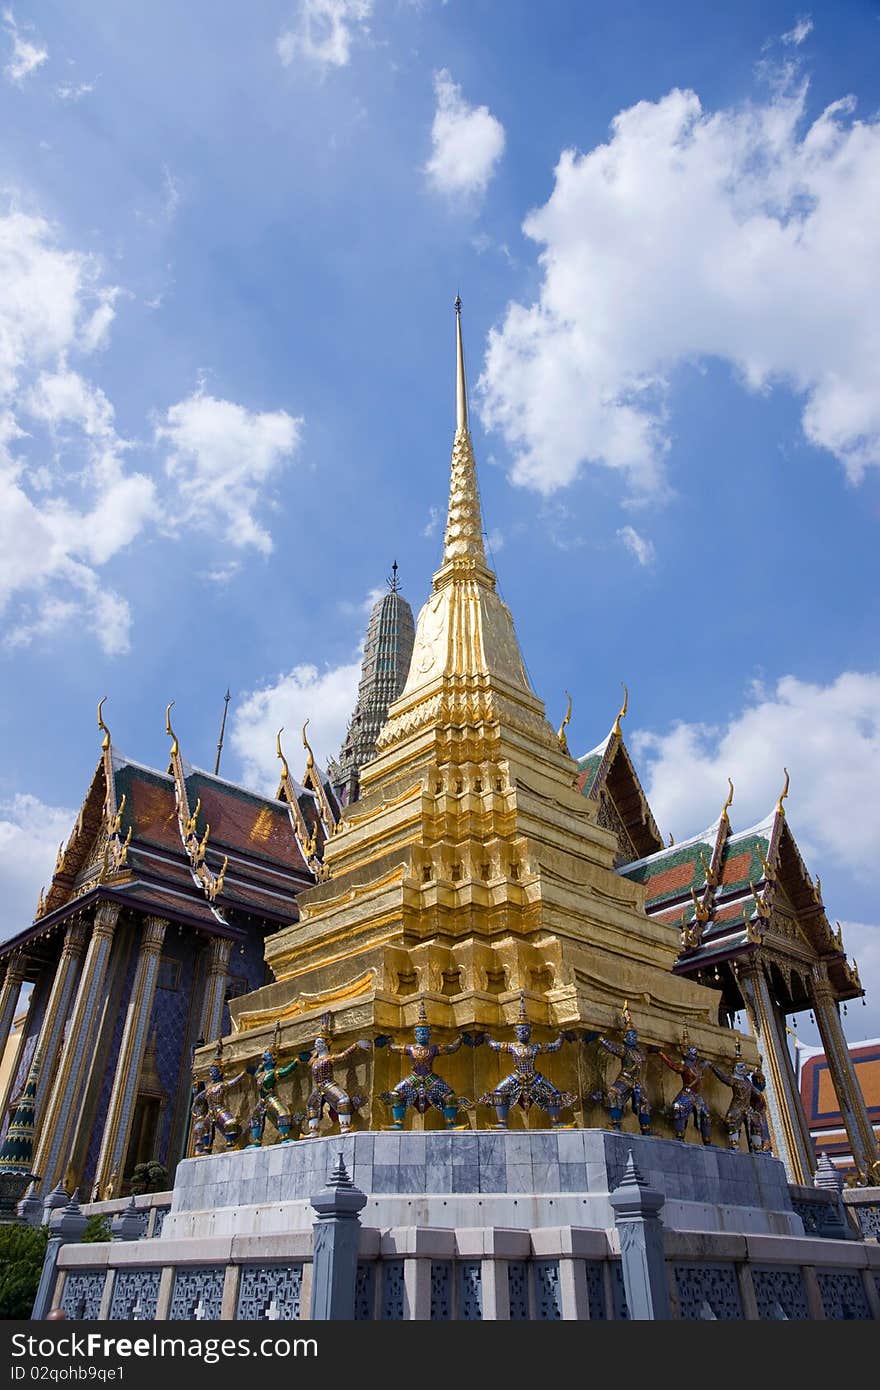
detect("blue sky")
(1, 1), (878, 1048)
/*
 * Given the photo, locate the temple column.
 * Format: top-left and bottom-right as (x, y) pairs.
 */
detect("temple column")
(198, 936), (232, 1045)
(0, 952), (30, 1118)
(810, 962), (880, 1184)
(92, 916), (168, 1197)
(32, 900), (120, 1191)
(31, 922), (90, 1129)
(737, 960), (814, 1185)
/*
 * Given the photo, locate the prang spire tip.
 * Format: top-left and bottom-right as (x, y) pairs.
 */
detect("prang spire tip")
(455, 293), (468, 434)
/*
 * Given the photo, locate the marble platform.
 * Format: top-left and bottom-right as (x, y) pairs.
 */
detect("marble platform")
(163, 1128), (801, 1241)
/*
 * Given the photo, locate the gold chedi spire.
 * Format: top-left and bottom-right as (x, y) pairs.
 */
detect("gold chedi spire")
(378, 296), (537, 749)
(222, 293), (752, 1141)
(443, 295), (487, 568)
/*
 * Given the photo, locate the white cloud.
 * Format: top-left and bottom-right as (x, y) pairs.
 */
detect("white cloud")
(0, 211), (152, 654)
(422, 504), (441, 537)
(631, 671), (880, 882)
(2, 9), (47, 86)
(0, 208), (113, 397)
(617, 524), (654, 567)
(338, 585), (385, 618)
(55, 79), (95, 102)
(231, 660), (361, 793)
(834, 922), (880, 1044)
(425, 69), (505, 199)
(162, 166), (181, 222)
(479, 72), (880, 496)
(0, 794), (73, 941)
(782, 15), (813, 46)
(157, 389), (303, 555)
(277, 0), (372, 71)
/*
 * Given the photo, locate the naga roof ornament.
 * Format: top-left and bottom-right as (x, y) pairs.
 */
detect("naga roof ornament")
(612, 683), (628, 738)
(164, 700), (228, 913)
(775, 767), (790, 817)
(556, 692), (572, 755)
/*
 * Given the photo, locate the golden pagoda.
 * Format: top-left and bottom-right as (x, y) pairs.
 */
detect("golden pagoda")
(213, 298), (756, 1131)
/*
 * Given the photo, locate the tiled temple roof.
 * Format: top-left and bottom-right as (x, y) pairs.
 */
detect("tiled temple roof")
(1, 743), (319, 961)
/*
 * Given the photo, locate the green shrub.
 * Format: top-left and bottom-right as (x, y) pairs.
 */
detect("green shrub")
(82, 1214), (111, 1243)
(128, 1161), (168, 1196)
(0, 1223), (49, 1320)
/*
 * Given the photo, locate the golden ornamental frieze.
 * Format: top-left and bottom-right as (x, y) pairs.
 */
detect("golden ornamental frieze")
(338, 782), (423, 827)
(235, 969), (376, 1032)
(570, 962), (715, 1027)
(297, 862), (406, 920)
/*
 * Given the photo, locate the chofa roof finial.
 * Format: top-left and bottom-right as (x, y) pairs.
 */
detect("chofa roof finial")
(556, 691), (572, 755)
(276, 727), (290, 782)
(97, 696), (111, 753)
(776, 767), (790, 817)
(165, 701), (179, 759)
(302, 719), (315, 772)
(612, 682), (628, 737)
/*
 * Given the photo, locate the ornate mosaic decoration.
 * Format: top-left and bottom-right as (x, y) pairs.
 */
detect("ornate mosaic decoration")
(751, 1266), (809, 1320)
(236, 1264), (303, 1320)
(430, 1261), (452, 1320)
(533, 1261), (562, 1320)
(380, 1260), (405, 1320)
(816, 1269), (871, 1320)
(151, 1206), (169, 1238)
(673, 1263), (743, 1320)
(585, 1261), (607, 1319)
(508, 1261), (529, 1320)
(109, 1269), (161, 1320)
(61, 1272), (105, 1321)
(457, 1262), (482, 1320)
(353, 1263), (376, 1321)
(168, 1266), (225, 1321)
(852, 1201), (880, 1237)
(611, 1263), (630, 1320)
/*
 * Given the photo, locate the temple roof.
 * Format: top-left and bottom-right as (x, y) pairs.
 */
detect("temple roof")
(0, 737), (318, 962)
(575, 727), (664, 860)
(617, 789), (861, 1004)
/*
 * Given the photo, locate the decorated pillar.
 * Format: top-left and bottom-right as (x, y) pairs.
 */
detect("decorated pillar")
(199, 936), (232, 1045)
(32, 900), (120, 1191)
(810, 963), (880, 1184)
(737, 960), (814, 1185)
(0, 952), (29, 1101)
(92, 916), (168, 1197)
(30, 921), (90, 1128)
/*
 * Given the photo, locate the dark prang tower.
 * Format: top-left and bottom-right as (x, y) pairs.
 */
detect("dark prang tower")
(331, 563), (415, 805)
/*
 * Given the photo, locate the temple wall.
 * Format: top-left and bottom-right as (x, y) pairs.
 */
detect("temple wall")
(50, 1133), (880, 1321)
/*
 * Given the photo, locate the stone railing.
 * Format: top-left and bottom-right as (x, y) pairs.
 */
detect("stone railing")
(51, 1222), (880, 1321)
(81, 1190), (173, 1239)
(843, 1187), (880, 1240)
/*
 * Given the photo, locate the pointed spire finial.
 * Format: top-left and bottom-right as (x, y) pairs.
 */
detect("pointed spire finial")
(455, 292), (467, 434)
(441, 296), (487, 569)
(388, 559), (400, 593)
(214, 689), (231, 777)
